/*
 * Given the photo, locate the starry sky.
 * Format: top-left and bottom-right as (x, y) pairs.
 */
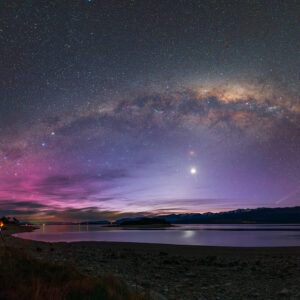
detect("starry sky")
(0, 0), (299, 222)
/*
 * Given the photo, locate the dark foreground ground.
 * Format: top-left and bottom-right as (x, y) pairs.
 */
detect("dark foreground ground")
(2, 224), (300, 299)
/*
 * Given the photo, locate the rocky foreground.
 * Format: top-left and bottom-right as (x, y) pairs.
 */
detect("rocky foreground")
(2, 225), (300, 299)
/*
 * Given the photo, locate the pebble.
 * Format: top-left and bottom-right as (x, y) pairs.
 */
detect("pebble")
(185, 272), (196, 278)
(277, 288), (290, 296)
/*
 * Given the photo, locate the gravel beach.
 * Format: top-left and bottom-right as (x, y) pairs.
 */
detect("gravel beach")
(2, 225), (300, 299)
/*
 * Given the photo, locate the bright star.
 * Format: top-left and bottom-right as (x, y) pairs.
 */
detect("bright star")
(190, 167), (197, 175)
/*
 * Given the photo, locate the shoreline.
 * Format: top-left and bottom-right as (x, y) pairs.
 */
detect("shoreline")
(3, 224), (300, 299)
(11, 232), (300, 254)
(12, 223), (300, 248)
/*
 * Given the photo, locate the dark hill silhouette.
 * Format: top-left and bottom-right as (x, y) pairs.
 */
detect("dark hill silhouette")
(115, 206), (300, 224)
(120, 217), (171, 226)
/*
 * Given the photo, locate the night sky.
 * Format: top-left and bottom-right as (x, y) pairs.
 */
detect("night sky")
(0, 0), (299, 222)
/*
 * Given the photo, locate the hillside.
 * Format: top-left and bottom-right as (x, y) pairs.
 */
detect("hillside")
(115, 206), (300, 224)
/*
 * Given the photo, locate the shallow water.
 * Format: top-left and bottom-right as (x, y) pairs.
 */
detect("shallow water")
(14, 224), (300, 247)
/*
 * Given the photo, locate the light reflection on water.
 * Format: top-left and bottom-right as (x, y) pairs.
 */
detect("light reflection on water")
(14, 224), (300, 247)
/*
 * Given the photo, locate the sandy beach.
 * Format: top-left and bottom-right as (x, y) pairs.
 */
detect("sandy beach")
(2, 225), (300, 299)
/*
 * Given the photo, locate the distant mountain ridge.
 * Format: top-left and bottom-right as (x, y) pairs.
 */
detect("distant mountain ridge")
(80, 221), (110, 225)
(114, 206), (300, 224)
(18, 206), (300, 225)
(119, 217), (171, 226)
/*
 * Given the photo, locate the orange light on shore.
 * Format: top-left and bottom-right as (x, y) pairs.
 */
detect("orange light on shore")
(0, 221), (4, 228)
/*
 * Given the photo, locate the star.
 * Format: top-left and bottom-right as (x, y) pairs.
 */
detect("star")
(190, 167), (197, 175)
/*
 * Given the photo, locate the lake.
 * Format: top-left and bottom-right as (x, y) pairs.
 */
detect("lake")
(14, 224), (300, 247)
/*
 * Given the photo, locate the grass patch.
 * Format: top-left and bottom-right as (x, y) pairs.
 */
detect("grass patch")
(0, 246), (150, 300)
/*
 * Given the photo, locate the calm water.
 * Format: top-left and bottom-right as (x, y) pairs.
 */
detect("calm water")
(14, 224), (300, 247)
